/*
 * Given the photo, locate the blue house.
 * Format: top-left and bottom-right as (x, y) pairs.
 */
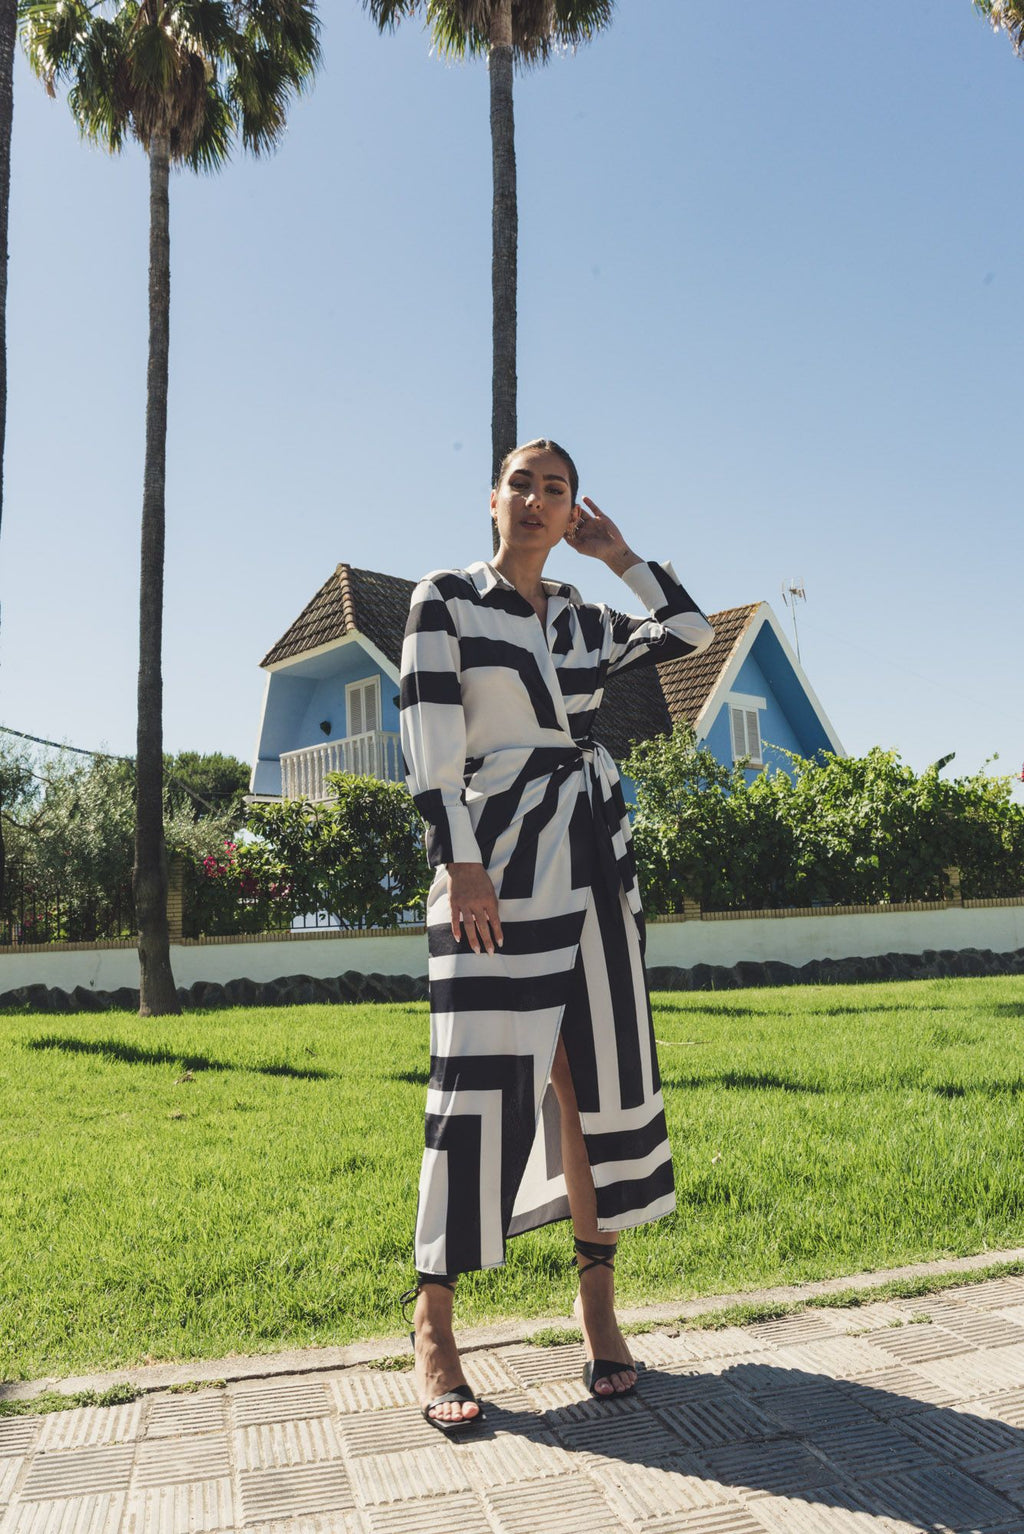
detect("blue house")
(250, 564), (844, 804)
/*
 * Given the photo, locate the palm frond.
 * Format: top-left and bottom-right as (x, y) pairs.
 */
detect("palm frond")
(183, 80), (233, 171)
(363, 0), (426, 33)
(975, 0), (1024, 55)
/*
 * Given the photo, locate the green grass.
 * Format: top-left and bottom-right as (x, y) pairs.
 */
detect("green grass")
(1, 974), (1023, 1382)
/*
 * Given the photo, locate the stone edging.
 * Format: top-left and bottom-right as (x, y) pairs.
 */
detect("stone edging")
(1, 946), (1022, 1013)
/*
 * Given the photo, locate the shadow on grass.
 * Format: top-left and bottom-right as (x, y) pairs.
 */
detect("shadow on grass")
(391, 1068), (430, 1086)
(24, 1036), (333, 1080)
(991, 1004), (1024, 1019)
(662, 1070), (826, 1094)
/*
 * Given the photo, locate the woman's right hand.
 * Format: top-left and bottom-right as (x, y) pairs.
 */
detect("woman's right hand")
(446, 862), (504, 954)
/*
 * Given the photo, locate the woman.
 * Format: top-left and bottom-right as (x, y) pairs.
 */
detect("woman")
(399, 439), (714, 1431)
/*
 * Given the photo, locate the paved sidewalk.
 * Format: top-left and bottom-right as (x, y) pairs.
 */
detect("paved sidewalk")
(3, 1272), (1024, 1533)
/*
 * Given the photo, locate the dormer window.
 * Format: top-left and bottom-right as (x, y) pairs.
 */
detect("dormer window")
(346, 676), (381, 737)
(727, 693), (765, 768)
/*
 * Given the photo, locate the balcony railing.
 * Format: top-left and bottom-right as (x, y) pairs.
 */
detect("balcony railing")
(280, 731), (403, 801)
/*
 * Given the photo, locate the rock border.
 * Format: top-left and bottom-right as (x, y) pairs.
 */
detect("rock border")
(1, 945), (1023, 1012)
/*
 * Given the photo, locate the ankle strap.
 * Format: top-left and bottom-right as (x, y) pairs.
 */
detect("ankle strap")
(400, 1274), (457, 1325)
(574, 1236), (617, 1273)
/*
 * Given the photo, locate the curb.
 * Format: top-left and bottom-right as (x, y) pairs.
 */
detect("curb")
(4, 1244), (1024, 1405)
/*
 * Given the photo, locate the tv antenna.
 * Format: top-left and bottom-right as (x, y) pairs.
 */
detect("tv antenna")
(781, 579), (806, 662)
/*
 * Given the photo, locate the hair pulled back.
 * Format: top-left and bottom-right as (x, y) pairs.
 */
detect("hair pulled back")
(496, 438), (579, 507)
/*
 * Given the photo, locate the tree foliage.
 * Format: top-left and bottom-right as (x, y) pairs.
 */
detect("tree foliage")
(243, 772), (430, 930)
(625, 725), (1024, 915)
(974, 1), (1024, 55)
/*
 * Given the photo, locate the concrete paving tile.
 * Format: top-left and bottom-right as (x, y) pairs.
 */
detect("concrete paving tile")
(1, 1492), (127, 1533)
(838, 1367), (958, 1414)
(347, 1445), (470, 1506)
(695, 1439), (837, 1499)
(588, 1453), (736, 1521)
(750, 1488), (906, 1533)
(133, 1433), (231, 1486)
(330, 1372), (418, 1415)
(653, 1396), (780, 1450)
(244, 1517), (366, 1534)
(756, 1384), (877, 1434)
(549, 1402), (686, 1463)
(893, 1406), (1021, 1462)
(0, 1425), (40, 1458)
(806, 1422), (938, 1478)
(540, 1393), (648, 1430)
(0, 1461), (24, 1504)
(460, 1352), (519, 1395)
(238, 1462), (354, 1524)
(917, 1342), (1024, 1398)
(500, 1343), (586, 1387)
(850, 1466), (1021, 1531)
(968, 1277), (1024, 1309)
(35, 1405), (144, 1454)
(523, 1379), (591, 1411)
(633, 1507), (772, 1533)
(934, 1311), (1024, 1349)
(146, 1393), (228, 1438)
(456, 1430), (574, 1485)
(770, 1337), (905, 1378)
(234, 1417), (343, 1472)
(633, 1334), (713, 1369)
(960, 1448), (1024, 1506)
(672, 1332), (772, 1362)
(716, 1361), (816, 1397)
(745, 1313), (845, 1347)
(335, 1405), (447, 1457)
(462, 1388), (541, 1434)
(636, 1370), (742, 1411)
(828, 1302), (909, 1332)
(484, 1473), (628, 1532)
(19, 1445), (134, 1502)
(123, 1475), (233, 1534)
(865, 1325), (975, 1366)
(977, 1387), (1024, 1427)
(362, 1492), (490, 1534)
(231, 1381), (333, 1427)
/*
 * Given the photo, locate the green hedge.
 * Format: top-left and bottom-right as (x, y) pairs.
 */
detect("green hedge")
(624, 727), (1024, 915)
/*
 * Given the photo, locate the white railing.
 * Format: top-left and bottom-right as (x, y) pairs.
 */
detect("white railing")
(280, 731), (403, 801)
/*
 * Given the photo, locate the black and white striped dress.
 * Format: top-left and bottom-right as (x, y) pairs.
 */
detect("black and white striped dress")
(400, 558), (714, 1277)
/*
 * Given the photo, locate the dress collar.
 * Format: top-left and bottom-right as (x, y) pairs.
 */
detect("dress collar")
(465, 560), (581, 604)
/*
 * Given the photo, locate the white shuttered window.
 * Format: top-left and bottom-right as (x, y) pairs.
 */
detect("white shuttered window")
(346, 677), (380, 737)
(730, 705), (762, 766)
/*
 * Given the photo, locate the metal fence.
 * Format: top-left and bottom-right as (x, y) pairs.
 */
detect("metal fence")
(1, 866), (135, 945)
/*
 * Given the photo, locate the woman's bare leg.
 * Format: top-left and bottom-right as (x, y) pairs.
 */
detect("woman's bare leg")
(412, 1283), (479, 1424)
(549, 1037), (636, 1395)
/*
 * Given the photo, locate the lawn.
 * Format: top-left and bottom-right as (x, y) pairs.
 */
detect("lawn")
(2, 974), (1022, 1382)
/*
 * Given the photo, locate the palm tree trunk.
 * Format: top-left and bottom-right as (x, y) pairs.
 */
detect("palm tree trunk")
(135, 133), (179, 1016)
(0, 0), (16, 913)
(489, 0), (516, 551)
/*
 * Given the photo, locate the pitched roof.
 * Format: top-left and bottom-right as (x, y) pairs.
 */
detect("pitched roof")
(657, 603), (761, 730)
(261, 564), (415, 668)
(260, 564), (759, 755)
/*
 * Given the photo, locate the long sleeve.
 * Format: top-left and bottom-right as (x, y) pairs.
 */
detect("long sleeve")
(399, 577), (483, 868)
(605, 559), (714, 676)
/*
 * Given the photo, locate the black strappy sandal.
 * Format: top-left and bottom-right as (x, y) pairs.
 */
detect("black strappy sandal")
(400, 1276), (486, 1434)
(574, 1237), (637, 1399)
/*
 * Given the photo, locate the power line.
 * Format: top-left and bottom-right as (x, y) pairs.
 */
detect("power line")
(0, 723), (131, 760)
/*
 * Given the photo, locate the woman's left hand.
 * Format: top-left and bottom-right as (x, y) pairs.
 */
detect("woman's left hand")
(566, 498), (642, 575)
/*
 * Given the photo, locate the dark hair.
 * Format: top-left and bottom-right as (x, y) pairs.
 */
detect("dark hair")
(496, 438), (579, 506)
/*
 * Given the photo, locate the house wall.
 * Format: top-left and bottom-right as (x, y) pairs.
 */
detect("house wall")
(700, 628), (833, 782)
(252, 645), (399, 796)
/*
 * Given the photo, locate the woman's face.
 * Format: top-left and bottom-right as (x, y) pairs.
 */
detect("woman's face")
(490, 448), (578, 556)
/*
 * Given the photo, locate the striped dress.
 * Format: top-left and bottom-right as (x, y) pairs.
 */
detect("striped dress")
(400, 557), (714, 1277)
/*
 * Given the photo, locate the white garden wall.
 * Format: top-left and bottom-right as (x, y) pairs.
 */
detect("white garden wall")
(1, 900), (1022, 998)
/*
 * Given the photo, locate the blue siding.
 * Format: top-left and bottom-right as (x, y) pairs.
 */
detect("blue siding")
(251, 641), (399, 796)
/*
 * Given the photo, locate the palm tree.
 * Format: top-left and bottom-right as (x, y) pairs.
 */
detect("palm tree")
(365, 0), (613, 538)
(974, 1), (1024, 50)
(0, 0), (15, 917)
(20, 0), (321, 1014)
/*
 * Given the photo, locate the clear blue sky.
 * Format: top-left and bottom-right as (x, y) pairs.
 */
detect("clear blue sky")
(4, 2), (1023, 798)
